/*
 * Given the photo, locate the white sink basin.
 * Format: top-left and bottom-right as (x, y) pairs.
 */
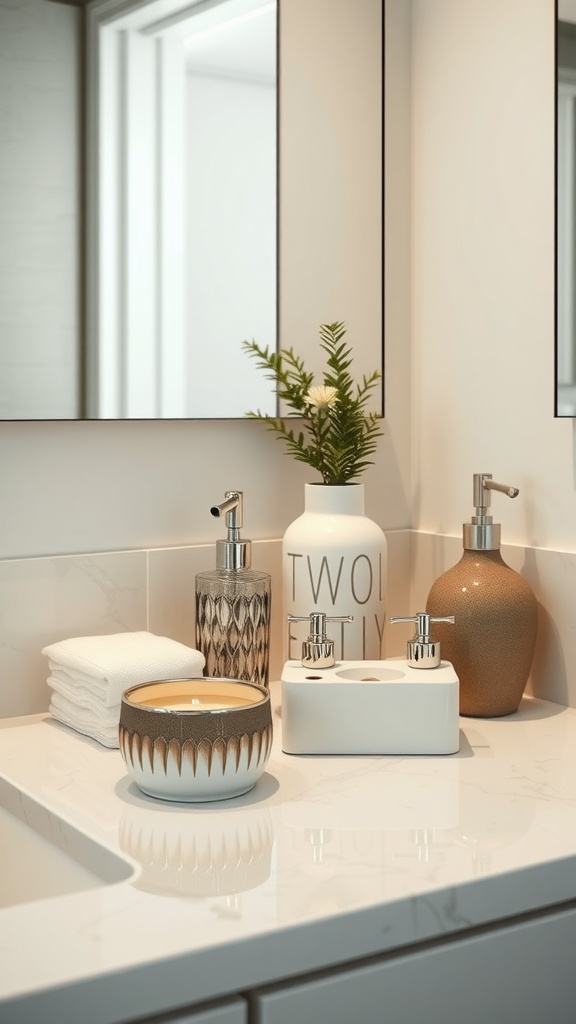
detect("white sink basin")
(0, 778), (133, 910)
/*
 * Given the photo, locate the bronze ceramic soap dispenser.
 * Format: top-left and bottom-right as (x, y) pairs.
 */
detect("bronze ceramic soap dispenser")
(426, 473), (538, 717)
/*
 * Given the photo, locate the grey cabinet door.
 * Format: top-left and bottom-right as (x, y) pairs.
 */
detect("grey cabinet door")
(251, 907), (576, 1024)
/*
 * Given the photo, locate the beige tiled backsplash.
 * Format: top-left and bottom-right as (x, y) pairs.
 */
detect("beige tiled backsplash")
(1, 530), (574, 718)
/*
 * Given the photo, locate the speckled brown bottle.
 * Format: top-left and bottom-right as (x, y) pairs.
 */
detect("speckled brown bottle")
(426, 474), (538, 718)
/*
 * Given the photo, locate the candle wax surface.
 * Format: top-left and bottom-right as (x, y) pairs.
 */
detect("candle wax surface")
(141, 693), (254, 711)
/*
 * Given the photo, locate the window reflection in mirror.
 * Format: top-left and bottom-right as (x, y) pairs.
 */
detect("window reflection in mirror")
(184, 4), (277, 418)
(87, 0), (277, 419)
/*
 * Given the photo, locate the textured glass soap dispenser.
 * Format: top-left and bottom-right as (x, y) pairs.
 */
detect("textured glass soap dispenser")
(195, 490), (271, 687)
(426, 473), (538, 717)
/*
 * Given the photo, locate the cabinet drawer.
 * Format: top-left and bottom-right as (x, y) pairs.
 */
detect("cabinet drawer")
(250, 908), (576, 1024)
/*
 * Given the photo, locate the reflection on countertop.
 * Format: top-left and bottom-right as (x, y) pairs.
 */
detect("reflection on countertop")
(118, 779), (276, 898)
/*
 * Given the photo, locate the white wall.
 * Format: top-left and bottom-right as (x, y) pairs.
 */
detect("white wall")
(411, 0), (564, 549)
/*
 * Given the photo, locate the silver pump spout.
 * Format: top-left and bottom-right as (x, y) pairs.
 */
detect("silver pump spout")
(288, 612), (354, 669)
(390, 612), (455, 669)
(211, 490), (251, 570)
(464, 473), (519, 551)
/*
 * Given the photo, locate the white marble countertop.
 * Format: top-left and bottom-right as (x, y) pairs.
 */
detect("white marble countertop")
(2, 685), (576, 1023)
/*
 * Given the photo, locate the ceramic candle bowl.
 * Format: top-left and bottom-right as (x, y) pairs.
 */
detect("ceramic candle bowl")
(119, 678), (272, 802)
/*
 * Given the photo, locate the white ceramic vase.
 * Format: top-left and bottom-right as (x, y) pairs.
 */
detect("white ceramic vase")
(282, 483), (387, 663)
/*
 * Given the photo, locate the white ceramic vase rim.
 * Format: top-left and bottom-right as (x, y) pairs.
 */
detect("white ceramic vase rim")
(303, 481), (366, 515)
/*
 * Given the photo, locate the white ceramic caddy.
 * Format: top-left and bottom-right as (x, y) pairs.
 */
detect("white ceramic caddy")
(281, 658), (460, 755)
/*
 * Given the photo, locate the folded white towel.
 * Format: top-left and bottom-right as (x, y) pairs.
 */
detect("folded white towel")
(42, 632), (205, 707)
(47, 674), (121, 718)
(49, 693), (120, 749)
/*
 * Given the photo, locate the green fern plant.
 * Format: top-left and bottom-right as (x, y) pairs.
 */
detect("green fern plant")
(242, 321), (383, 486)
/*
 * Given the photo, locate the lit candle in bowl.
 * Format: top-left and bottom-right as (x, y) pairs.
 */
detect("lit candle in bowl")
(119, 678), (272, 802)
(151, 699), (249, 711)
(127, 679), (264, 711)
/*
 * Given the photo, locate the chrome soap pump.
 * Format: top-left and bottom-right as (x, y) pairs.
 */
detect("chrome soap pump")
(195, 490), (271, 687)
(426, 473), (537, 717)
(390, 612), (455, 669)
(287, 612), (354, 669)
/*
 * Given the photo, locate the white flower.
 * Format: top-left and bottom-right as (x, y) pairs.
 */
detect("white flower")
(305, 385), (339, 410)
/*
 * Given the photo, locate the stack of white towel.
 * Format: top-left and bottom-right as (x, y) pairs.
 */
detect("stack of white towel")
(42, 631), (206, 748)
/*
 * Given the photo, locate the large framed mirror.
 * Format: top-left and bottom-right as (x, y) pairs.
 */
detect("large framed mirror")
(0, 0), (382, 420)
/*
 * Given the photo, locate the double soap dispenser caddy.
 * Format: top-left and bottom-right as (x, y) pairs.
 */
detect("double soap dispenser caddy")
(281, 610), (460, 756)
(195, 490), (271, 688)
